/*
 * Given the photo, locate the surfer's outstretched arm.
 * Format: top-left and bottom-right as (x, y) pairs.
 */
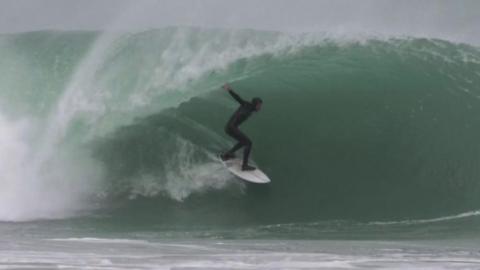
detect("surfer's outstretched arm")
(223, 83), (246, 105)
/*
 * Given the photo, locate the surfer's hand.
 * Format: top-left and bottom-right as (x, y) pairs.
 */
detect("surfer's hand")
(223, 83), (232, 91)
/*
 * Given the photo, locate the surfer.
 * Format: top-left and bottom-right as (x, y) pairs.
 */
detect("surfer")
(221, 83), (263, 171)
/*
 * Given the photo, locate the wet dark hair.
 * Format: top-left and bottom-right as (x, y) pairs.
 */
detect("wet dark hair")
(252, 97), (263, 105)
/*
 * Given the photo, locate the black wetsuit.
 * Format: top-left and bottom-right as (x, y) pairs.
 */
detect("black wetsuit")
(224, 90), (257, 166)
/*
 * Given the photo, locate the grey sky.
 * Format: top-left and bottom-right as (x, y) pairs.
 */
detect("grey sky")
(0, 0), (479, 45)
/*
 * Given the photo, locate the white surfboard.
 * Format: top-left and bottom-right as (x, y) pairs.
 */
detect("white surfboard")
(220, 158), (271, 184)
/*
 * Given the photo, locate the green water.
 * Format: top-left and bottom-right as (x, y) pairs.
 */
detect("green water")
(0, 28), (480, 240)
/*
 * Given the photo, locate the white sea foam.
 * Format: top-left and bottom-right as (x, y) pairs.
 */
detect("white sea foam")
(48, 237), (151, 245)
(2, 239), (480, 270)
(0, 112), (103, 221)
(368, 210), (480, 226)
(128, 137), (236, 201)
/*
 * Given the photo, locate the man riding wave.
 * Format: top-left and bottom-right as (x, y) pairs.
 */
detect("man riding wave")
(220, 83), (263, 171)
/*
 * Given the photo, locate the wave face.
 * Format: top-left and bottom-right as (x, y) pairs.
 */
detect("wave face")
(0, 28), (480, 229)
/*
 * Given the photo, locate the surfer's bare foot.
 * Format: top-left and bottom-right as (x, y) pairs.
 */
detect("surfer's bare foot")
(242, 164), (256, 171)
(221, 153), (235, 161)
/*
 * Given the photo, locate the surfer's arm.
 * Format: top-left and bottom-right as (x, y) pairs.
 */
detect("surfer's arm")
(223, 84), (246, 105)
(228, 89), (247, 105)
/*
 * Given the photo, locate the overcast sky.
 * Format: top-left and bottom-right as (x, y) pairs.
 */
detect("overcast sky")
(0, 0), (479, 44)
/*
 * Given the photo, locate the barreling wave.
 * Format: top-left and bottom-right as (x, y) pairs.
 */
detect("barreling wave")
(0, 28), (480, 229)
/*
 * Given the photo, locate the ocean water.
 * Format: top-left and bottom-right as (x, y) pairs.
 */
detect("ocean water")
(1, 28), (480, 269)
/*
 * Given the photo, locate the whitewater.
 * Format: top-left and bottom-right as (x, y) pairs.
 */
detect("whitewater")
(1, 18), (480, 270)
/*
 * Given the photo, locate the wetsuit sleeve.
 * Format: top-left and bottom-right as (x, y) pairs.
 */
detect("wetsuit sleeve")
(228, 89), (246, 105)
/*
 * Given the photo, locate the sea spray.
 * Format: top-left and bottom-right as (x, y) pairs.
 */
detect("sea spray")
(0, 112), (103, 221)
(0, 28), (319, 221)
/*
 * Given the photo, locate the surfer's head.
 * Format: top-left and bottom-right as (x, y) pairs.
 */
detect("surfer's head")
(252, 97), (263, 111)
